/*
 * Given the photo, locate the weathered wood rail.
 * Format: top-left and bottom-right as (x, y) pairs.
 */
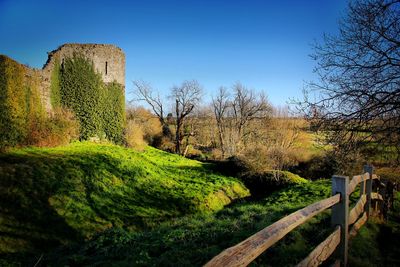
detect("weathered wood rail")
(205, 165), (385, 267)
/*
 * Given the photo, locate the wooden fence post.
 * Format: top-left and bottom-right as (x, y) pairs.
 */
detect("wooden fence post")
(364, 165), (373, 217)
(331, 175), (349, 267)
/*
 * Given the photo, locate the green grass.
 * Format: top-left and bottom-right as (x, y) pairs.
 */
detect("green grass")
(43, 180), (334, 266)
(348, 192), (400, 267)
(0, 142), (249, 254)
(40, 181), (399, 267)
(2, 141), (398, 266)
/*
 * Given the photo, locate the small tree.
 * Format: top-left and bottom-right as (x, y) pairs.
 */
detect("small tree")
(212, 86), (230, 157)
(171, 80), (203, 155)
(133, 80), (172, 138)
(212, 83), (272, 157)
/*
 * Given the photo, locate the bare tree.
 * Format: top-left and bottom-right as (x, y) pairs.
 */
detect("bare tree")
(298, 0), (400, 162)
(230, 82), (272, 154)
(132, 80), (172, 138)
(171, 80), (203, 155)
(211, 83), (272, 157)
(212, 86), (230, 157)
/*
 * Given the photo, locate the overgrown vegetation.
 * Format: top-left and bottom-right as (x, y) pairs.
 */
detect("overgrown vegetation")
(50, 58), (61, 108)
(0, 142), (248, 256)
(102, 81), (126, 143)
(57, 54), (125, 143)
(0, 55), (77, 149)
(0, 55), (30, 149)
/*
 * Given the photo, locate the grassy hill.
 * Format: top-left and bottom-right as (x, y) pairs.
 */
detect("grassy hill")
(39, 181), (400, 267)
(44, 180), (333, 266)
(0, 142), (249, 255)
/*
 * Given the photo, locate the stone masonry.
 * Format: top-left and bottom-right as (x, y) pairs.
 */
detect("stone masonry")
(40, 43), (125, 111)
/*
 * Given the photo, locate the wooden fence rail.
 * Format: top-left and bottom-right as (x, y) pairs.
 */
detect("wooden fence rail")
(205, 165), (386, 267)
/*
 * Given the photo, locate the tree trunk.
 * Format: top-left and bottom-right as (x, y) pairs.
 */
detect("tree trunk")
(217, 124), (225, 158)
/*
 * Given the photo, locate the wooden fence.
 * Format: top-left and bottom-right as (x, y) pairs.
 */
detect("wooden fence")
(205, 165), (386, 267)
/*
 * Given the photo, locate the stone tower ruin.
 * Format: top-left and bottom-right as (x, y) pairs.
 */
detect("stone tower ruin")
(40, 43), (125, 111)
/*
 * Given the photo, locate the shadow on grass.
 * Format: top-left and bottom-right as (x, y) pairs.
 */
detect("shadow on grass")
(42, 181), (334, 267)
(0, 146), (247, 264)
(0, 153), (85, 265)
(0, 150), (141, 255)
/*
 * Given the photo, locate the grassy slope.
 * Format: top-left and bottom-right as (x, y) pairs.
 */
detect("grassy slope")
(0, 142), (249, 254)
(45, 180), (333, 267)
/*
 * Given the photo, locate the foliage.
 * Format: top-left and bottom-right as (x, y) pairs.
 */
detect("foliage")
(0, 142), (249, 255)
(241, 170), (309, 198)
(126, 106), (162, 146)
(125, 120), (147, 150)
(50, 58), (61, 108)
(25, 107), (79, 147)
(0, 55), (49, 149)
(0, 55), (28, 149)
(102, 82), (125, 143)
(60, 53), (104, 140)
(375, 167), (400, 183)
(43, 180), (333, 266)
(291, 152), (339, 180)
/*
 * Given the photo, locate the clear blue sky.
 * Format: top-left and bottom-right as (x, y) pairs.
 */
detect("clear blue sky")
(0, 0), (348, 106)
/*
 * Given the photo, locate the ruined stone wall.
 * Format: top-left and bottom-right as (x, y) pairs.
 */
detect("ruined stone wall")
(40, 43), (125, 111)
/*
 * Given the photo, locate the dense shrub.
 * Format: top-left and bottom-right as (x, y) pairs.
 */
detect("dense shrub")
(375, 167), (400, 183)
(210, 156), (308, 197)
(125, 120), (146, 150)
(25, 107), (79, 147)
(290, 152), (339, 180)
(126, 106), (162, 145)
(241, 170), (308, 198)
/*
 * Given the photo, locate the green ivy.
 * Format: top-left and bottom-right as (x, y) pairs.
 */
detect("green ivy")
(50, 58), (61, 108)
(60, 53), (104, 140)
(0, 56), (46, 149)
(102, 82), (125, 143)
(59, 53), (125, 142)
(0, 56), (28, 149)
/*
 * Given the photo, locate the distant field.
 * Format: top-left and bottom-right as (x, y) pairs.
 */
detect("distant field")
(0, 142), (249, 254)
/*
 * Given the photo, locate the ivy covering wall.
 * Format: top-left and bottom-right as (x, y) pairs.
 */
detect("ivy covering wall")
(50, 58), (61, 108)
(102, 81), (125, 144)
(0, 55), (45, 149)
(0, 53), (125, 149)
(55, 53), (125, 143)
